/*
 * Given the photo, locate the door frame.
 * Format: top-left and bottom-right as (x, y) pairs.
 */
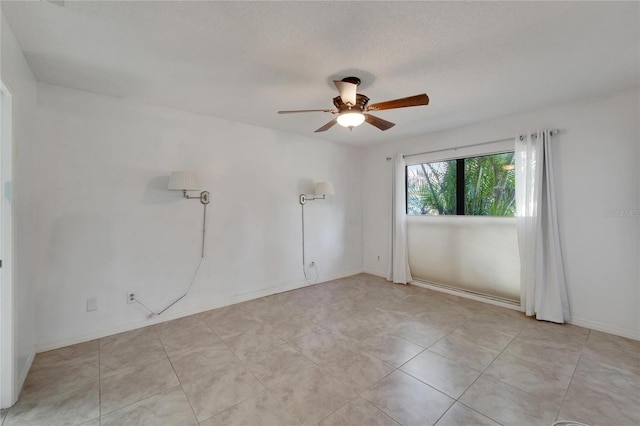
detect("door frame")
(0, 80), (15, 408)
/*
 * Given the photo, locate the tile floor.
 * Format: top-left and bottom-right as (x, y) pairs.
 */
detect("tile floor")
(3, 274), (639, 426)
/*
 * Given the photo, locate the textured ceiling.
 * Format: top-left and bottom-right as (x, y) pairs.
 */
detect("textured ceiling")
(2, 1), (639, 147)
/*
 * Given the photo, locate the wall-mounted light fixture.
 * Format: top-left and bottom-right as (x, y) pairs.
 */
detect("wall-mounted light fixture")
(299, 181), (335, 205)
(168, 171), (210, 205)
(129, 171), (211, 319)
(299, 181), (335, 284)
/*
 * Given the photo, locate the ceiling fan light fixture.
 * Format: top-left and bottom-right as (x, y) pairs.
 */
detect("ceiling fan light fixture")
(337, 112), (365, 128)
(278, 76), (428, 133)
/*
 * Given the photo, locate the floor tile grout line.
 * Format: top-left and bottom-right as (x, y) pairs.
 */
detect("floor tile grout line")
(305, 324), (393, 366)
(359, 386), (405, 425)
(312, 392), (398, 426)
(405, 343), (487, 375)
(159, 332), (200, 424)
(14, 275), (635, 426)
(99, 331), (173, 408)
(554, 328), (590, 423)
(310, 391), (358, 425)
(394, 325), (463, 370)
(455, 400), (507, 426)
(121, 332), (193, 415)
(480, 358), (574, 402)
(446, 321), (526, 426)
(390, 367), (457, 402)
(259, 353), (354, 426)
(203, 389), (265, 424)
(287, 339), (360, 391)
(358, 362), (462, 426)
(398, 363), (476, 401)
(451, 316), (589, 425)
(167, 319), (266, 423)
(278, 327), (400, 420)
(385, 325), (448, 349)
(98, 384), (186, 422)
(488, 319), (580, 374)
(214, 328), (274, 411)
(355, 351), (459, 425)
(195, 388), (277, 425)
(449, 324), (520, 353)
(585, 330), (640, 357)
(430, 401), (457, 426)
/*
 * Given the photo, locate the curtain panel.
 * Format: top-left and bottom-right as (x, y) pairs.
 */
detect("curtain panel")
(387, 153), (413, 284)
(515, 130), (570, 322)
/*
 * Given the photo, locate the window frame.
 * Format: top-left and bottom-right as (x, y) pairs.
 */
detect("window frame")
(406, 150), (515, 217)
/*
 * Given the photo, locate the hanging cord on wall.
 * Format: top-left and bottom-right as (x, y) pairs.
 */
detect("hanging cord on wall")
(301, 203), (319, 284)
(131, 198), (208, 319)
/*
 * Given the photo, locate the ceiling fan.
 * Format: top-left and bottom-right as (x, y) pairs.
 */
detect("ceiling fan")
(278, 77), (429, 133)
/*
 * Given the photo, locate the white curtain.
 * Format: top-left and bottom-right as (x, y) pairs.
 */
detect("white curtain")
(387, 153), (413, 284)
(515, 130), (570, 323)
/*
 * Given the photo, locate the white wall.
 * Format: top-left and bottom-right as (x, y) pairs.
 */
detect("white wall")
(363, 88), (640, 339)
(0, 11), (39, 404)
(407, 216), (520, 302)
(35, 83), (362, 350)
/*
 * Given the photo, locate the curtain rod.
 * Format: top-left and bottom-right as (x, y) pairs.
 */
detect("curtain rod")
(396, 129), (561, 160)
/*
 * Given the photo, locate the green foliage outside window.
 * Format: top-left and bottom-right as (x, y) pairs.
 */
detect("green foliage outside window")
(407, 160), (457, 215)
(407, 152), (516, 216)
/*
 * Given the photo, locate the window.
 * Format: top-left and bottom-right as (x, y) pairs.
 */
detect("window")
(407, 152), (515, 216)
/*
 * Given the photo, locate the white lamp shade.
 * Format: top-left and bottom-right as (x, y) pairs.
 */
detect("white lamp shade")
(336, 112), (365, 128)
(168, 171), (199, 191)
(314, 181), (335, 196)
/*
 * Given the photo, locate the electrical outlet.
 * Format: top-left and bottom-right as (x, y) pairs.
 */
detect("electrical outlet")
(127, 292), (136, 304)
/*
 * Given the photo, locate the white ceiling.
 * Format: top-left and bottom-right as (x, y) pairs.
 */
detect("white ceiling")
(2, 1), (639, 147)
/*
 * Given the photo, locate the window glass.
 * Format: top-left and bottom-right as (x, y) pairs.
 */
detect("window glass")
(407, 160), (456, 215)
(407, 152), (515, 216)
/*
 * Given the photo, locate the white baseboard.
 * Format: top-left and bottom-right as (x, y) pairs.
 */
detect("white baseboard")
(361, 272), (523, 312)
(36, 269), (362, 353)
(35, 269), (640, 352)
(16, 346), (35, 398)
(409, 279), (523, 312)
(408, 279), (639, 341)
(2, 346), (36, 409)
(362, 268), (386, 278)
(569, 316), (639, 341)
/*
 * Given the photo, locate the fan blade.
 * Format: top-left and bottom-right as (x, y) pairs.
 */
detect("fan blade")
(333, 80), (357, 106)
(278, 109), (335, 114)
(365, 114), (395, 131)
(367, 94), (429, 111)
(314, 118), (338, 133)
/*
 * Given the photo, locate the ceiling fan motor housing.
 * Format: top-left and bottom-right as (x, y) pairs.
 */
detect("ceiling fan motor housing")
(341, 76), (362, 86)
(333, 93), (370, 112)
